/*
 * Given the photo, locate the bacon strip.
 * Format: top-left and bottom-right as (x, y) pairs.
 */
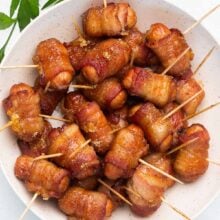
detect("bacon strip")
(105, 124), (148, 180)
(174, 124), (210, 182)
(33, 38), (74, 90)
(3, 83), (44, 142)
(81, 39), (131, 84)
(146, 23), (194, 77)
(123, 67), (176, 107)
(83, 3), (137, 37)
(15, 155), (70, 199)
(48, 124), (100, 180)
(58, 187), (113, 220)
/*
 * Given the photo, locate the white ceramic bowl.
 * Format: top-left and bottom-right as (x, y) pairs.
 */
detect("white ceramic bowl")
(1, 0), (220, 219)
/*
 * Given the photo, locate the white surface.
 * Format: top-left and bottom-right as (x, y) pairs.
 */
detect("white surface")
(0, 0), (220, 219)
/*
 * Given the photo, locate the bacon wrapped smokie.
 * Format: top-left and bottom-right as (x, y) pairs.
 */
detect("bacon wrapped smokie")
(33, 38), (74, 90)
(76, 75), (127, 110)
(15, 155), (70, 199)
(127, 164), (164, 217)
(174, 124), (210, 183)
(83, 3), (137, 37)
(48, 124), (100, 180)
(123, 28), (159, 67)
(123, 67), (176, 107)
(129, 103), (173, 152)
(34, 77), (67, 115)
(62, 92), (114, 154)
(176, 78), (205, 115)
(17, 120), (52, 157)
(58, 187), (113, 220)
(3, 83), (44, 142)
(146, 23), (194, 77)
(104, 124), (148, 180)
(81, 39), (131, 84)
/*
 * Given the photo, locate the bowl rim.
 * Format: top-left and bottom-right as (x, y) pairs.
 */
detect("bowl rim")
(1, 0), (220, 219)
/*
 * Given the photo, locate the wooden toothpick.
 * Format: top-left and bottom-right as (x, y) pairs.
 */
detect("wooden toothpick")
(183, 102), (220, 121)
(166, 137), (199, 155)
(161, 47), (191, 75)
(39, 114), (71, 123)
(0, 65), (38, 69)
(18, 192), (38, 220)
(161, 89), (203, 121)
(161, 196), (191, 220)
(103, 0), (107, 8)
(44, 81), (51, 93)
(69, 139), (91, 159)
(206, 158), (220, 166)
(183, 5), (220, 35)
(193, 46), (215, 75)
(109, 127), (124, 135)
(97, 179), (133, 206)
(124, 186), (191, 220)
(139, 159), (184, 185)
(123, 186), (142, 198)
(69, 84), (96, 90)
(0, 121), (13, 132)
(33, 153), (63, 161)
(73, 18), (85, 40)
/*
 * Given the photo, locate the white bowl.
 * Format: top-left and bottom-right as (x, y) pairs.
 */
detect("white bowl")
(1, 0), (220, 219)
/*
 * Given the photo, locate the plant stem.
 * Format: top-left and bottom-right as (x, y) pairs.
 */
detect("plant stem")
(0, 21), (17, 62)
(3, 21), (17, 49)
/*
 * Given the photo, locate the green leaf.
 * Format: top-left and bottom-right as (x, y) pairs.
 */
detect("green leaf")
(0, 47), (6, 63)
(28, 0), (39, 19)
(42, 0), (60, 9)
(17, 0), (31, 31)
(0, 12), (15, 30)
(10, 0), (21, 17)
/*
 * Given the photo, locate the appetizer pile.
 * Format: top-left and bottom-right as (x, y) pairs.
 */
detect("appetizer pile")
(2, 2), (211, 220)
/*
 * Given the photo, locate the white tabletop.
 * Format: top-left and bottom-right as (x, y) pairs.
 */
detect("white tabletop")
(0, 0), (220, 219)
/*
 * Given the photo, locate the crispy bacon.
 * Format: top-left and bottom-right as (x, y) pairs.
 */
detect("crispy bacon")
(146, 23), (194, 77)
(3, 83), (44, 142)
(33, 38), (74, 90)
(174, 124), (210, 182)
(83, 3), (136, 37)
(62, 92), (114, 154)
(176, 78), (205, 115)
(48, 124), (100, 180)
(123, 67), (176, 107)
(129, 103), (173, 152)
(58, 187), (113, 220)
(15, 155), (70, 199)
(81, 39), (131, 84)
(104, 124), (148, 180)
(127, 164), (164, 217)
(76, 75), (127, 110)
